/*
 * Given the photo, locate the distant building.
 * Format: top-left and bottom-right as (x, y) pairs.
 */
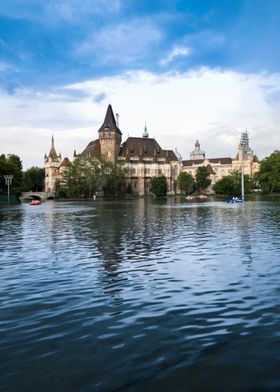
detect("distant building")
(182, 133), (259, 192)
(44, 106), (260, 195)
(44, 136), (70, 193)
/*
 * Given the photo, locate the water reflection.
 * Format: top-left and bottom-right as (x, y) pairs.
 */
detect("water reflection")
(1, 198), (280, 392)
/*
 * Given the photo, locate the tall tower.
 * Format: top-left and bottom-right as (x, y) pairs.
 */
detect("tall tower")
(98, 105), (122, 164)
(44, 135), (61, 193)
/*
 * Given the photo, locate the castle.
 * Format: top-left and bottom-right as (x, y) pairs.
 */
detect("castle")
(44, 105), (260, 195)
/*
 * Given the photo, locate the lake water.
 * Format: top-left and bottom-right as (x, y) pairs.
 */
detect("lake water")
(1, 198), (280, 392)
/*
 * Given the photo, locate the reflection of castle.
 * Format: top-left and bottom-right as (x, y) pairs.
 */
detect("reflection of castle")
(44, 105), (260, 194)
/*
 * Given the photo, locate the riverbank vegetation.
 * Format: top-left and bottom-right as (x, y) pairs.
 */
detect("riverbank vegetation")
(0, 154), (45, 198)
(213, 170), (255, 195)
(56, 155), (127, 198)
(255, 150), (280, 193)
(176, 167), (211, 195)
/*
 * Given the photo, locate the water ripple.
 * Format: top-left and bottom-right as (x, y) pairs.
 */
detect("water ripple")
(1, 198), (280, 391)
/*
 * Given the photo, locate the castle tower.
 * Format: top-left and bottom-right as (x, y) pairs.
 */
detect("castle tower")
(233, 131), (259, 177)
(44, 135), (62, 193)
(98, 104), (122, 164)
(190, 140), (205, 160)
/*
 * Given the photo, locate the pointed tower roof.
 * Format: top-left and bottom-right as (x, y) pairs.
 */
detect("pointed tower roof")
(48, 135), (59, 161)
(143, 122), (149, 138)
(98, 104), (122, 135)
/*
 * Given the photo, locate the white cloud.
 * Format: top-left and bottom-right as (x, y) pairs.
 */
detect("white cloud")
(160, 45), (191, 66)
(0, 68), (279, 169)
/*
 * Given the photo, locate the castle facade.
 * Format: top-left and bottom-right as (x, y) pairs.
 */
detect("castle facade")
(44, 105), (259, 194)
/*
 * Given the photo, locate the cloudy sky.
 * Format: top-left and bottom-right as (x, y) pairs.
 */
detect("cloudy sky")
(0, 0), (280, 169)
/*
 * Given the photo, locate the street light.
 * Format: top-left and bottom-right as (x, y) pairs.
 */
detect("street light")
(240, 131), (248, 201)
(4, 174), (13, 204)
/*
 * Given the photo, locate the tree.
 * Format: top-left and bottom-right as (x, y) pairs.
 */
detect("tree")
(0, 154), (23, 196)
(213, 170), (254, 195)
(103, 163), (127, 197)
(256, 151), (280, 193)
(195, 166), (211, 192)
(176, 172), (194, 194)
(23, 167), (45, 192)
(150, 175), (168, 197)
(60, 154), (126, 198)
(213, 176), (237, 195)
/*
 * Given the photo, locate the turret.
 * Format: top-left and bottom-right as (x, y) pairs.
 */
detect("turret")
(98, 104), (122, 164)
(190, 140), (205, 160)
(143, 122), (149, 138)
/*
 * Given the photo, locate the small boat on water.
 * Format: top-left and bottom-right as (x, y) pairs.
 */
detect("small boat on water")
(226, 197), (244, 204)
(186, 195), (207, 202)
(30, 200), (41, 205)
(198, 195), (207, 200)
(186, 195), (195, 201)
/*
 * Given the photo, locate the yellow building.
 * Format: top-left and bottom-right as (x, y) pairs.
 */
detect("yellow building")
(182, 135), (259, 192)
(44, 136), (70, 193)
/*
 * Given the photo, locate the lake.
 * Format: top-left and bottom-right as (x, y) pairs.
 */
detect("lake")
(1, 197), (280, 392)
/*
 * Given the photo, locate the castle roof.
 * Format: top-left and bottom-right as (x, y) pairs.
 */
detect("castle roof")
(60, 157), (71, 167)
(82, 139), (101, 156)
(206, 164), (216, 175)
(98, 104), (122, 135)
(119, 137), (178, 162)
(182, 157), (232, 166)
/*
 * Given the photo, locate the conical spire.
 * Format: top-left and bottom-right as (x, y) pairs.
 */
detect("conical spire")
(143, 122), (149, 138)
(98, 104), (122, 135)
(48, 134), (59, 161)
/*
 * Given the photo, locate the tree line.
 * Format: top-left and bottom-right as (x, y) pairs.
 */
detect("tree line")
(0, 154), (44, 197)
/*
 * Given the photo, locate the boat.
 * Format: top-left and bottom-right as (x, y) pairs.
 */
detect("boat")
(186, 195), (208, 202)
(226, 197), (244, 204)
(186, 195), (195, 201)
(198, 194), (207, 200)
(30, 200), (41, 205)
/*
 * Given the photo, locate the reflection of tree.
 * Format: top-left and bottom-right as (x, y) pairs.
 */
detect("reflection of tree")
(0, 207), (24, 256)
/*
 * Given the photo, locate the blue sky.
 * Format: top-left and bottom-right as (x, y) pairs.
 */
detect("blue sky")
(0, 0), (280, 168)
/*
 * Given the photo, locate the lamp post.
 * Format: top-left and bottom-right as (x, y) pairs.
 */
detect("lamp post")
(240, 131), (248, 202)
(4, 174), (13, 204)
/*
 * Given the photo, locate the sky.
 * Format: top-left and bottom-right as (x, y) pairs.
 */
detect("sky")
(0, 0), (280, 169)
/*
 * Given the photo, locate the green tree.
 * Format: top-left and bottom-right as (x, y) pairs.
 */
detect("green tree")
(23, 167), (45, 192)
(103, 163), (127, 197)
(213, 176), (237, 195)
(61, 154), (126, 198)
(195, 166), (211, 192)
(213, 169), (254, 195)
(256, 151), (280, 193)
(150, 175), (168, 197)
(0, 154), (23, 196)
(176, 172), (194, 194)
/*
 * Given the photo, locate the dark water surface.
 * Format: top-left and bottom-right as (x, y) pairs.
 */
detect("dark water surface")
(1, 198), (280, 392)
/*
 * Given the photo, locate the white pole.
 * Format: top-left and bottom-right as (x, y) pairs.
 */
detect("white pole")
(4, 175), (13, 204)
(241, 144), (245, 201)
